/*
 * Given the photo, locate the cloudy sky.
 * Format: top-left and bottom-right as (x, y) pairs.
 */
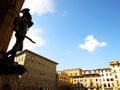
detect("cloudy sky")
(9, 0), (120, 70)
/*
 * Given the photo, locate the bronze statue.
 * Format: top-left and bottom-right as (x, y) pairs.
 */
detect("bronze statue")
(5, 8), (35, 63)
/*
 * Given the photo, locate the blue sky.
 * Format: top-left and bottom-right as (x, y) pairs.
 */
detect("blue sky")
(9, 0), (120, 70)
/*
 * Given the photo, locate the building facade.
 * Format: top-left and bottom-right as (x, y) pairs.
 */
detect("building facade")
(57, 68), (114, 90)
(56, 71), (71, 90)
(15, 49), (58, 90)
(63, 68), (83, 90)
(82, 68), (114, 90)
(109, 60), (120, 90)
(64, 68), (83, 77)
(14, 50), (120, 90)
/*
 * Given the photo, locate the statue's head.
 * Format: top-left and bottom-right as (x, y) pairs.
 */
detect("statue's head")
(21, 8), (30, 14)
(20, 8), (33, 28)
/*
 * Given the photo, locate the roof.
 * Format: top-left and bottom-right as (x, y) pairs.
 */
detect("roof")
(64, 68), (83, 71)
(109, 60), (120, 65)
(84, 68), (111, 71)
(16, 49), (58, 64)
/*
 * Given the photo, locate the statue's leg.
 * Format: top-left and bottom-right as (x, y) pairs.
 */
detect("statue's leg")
(5, 42), (18, 63)
(5, 49), (13, 57)
(10, 50), (17, 63)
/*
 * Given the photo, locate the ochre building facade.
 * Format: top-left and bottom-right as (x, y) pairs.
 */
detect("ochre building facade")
(109, 60), (120, 90)
(57, 60), (120, 90)
(56, 71), (71, 90)
(15, 49), (58, 90)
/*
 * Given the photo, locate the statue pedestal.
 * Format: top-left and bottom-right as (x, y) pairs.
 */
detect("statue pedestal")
(0, 59), (26, 90)
(0, 74), (20, 90)
(0, 58), (26, 75)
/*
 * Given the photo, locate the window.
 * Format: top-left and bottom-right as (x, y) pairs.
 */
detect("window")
(117, 64), (120, 67)
(101, 70), (103, 73)
(107, 78), (109, 81)
(111, 78), (113, 81)
(110, 73), (112, 76)
(96, 84), (98, 87)
(98, 70), (100, 73)
(106, 73), (108, 76)
(90, 88), (94, 90)
(115, 75), (118, 78)
(112, 83), (114, 87)
(116, 80), (119, 86)
(90, 79), (92, 82)
(74, 80), (76, 82)
(108, 83), (110, 87)
(104, 84), (106, 87)
(114, 70), (116, 73)
(80, 80), (82, 82)
(96, 88), (99, 90)
(74, 84), (77, 87)
(113, 65), (115, 68)
(75, 73), (77, 76)
(59, 80), (61, 83)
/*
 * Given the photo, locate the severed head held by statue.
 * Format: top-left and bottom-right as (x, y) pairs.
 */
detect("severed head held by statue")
(4, 8), (35, 64)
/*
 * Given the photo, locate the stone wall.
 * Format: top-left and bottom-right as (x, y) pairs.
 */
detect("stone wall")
(0, 75), (20, 90)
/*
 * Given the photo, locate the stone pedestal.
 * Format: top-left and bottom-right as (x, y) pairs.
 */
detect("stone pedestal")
(0, 74), (20, 90)
(0, 63), (26, 75)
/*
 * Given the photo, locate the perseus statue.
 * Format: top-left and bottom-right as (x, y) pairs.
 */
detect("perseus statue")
(5, 8), (35, 63)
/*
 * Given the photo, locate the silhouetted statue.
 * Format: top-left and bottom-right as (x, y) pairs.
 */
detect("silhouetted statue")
(5, 8), (35, 63)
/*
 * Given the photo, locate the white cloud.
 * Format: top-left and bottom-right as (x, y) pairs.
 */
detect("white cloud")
(22, 0), (55, 16)
(79, 35), (107, 52)
(8, 28), (45, 51)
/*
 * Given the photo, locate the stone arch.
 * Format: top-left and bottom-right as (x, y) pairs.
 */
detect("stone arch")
(1, 84), (12, 90)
